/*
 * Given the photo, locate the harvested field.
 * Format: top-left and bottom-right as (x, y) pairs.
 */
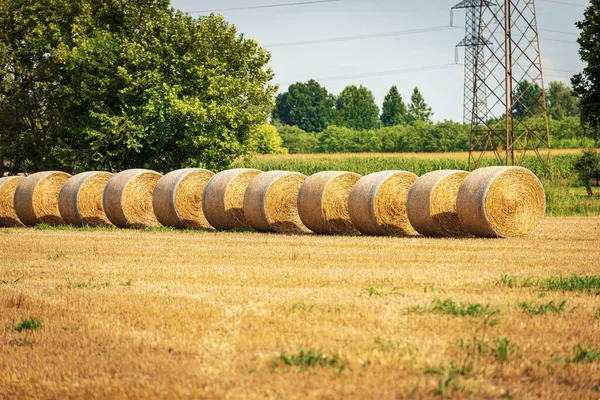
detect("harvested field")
(1, 217), (599, 398)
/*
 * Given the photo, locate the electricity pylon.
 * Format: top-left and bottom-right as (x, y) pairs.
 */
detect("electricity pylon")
(470, 0), (552, 176)
(451, 0), (494, 124)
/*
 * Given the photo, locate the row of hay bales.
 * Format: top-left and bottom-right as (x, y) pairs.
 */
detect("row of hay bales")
(0, 166), (546, 238)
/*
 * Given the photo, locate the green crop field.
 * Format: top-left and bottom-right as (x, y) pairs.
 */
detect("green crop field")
(235, 151), (600, 217)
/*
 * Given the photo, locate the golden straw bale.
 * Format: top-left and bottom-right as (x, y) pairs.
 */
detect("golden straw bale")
(243, 171), (309, 234)
(14, 171), (72, 226)
(103, 169), (162, 229)
(58, 172), (114, 227)
(457, 166), (545, 238)
(203, 168), (262, 231)
(297, 171), (362, 235)
(152, 168), (215, 229)
(349, 170), (418, 236)
(406, 170), (470, 237)
(0, 176), (25, 227)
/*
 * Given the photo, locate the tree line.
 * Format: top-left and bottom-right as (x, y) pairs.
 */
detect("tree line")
(273, 81), (433, 133)
(270, 78), (593, 154)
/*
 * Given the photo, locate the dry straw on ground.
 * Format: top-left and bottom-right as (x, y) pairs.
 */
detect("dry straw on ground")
(297, 171), (362, 235)
(153, 168), (215, 229)
(203, 168), (262, 231)
(103, 169), (163, 229)
(406, 170), (470, 237)
(457, 166), (546, 238)
(349, 170), (418, 236)
(0, 176), (24, 227)
(14, 171), (72, 226)
(58, 172), (114, 227)
(243, 171), (309, 234)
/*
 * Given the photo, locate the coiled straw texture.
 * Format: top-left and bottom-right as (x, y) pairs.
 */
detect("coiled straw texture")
(203, 168), (262, 231)
(14, 171), (72, 226)
(349, 170), (418, 236)
(406, 170), (470, 237)
(243, 170), (309, 234)
(103, 169), (162, 229)
(153, 168), (215, 229)
(59, 171), (114, 227)
(456, 166), (546, 238)
(0, 176), (25, 227)
(297, 171), (362, 235)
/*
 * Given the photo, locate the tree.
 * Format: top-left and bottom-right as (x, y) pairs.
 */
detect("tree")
(0, 0), (276, 174)
(334, 85), (379, 131)
(547, 81), (580, 120)
(252, 124), (288, 154)
(272, 80), (335, 133)
(380, 86), (407, 127)
(276, 124), (319, 154)
(406, 87), (433, 124)
(574, 149), (600, 196)
(512, 80), (544, 119)
(572, 0), (600, 140)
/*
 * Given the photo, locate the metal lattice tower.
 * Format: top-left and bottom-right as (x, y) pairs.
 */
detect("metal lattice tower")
(451, 0), (494, 124)
(470, 0), (552, 176)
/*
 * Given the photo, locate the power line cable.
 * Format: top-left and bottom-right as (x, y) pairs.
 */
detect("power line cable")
(539, 28), (579, 36)
(265, 26), (459, 48)
(188, 0), (343, 13)
(308, 64), (464, 83)
(538, 0), (587, 7)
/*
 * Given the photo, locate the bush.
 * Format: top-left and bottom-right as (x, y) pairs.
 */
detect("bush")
(277, 125), (319, 154)
(574, 149), (600, 195)
(253, 124), (288, 155)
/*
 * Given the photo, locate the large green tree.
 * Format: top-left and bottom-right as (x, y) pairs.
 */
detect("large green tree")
(572, 0), (600, 140)
(547, 81), (580, 120)
(406, 87), (433, 124)
(0, 0), (276, 174)
(272, 80), (335, 133)
(380, 86), (407, 127)
(334, 85), (379, 131)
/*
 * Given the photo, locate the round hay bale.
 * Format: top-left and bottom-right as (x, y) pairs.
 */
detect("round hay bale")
(243, 171), (309, 234)
(103, 169), (163, 229)
(203, 168), (262, 231)
(14, 171), (72, 226)
(297, 171), (362, 235)
(348, 170), (418, 236)
(0, 176), (25, 227)
(58, 171), (114, 227)
(456, 166), (545, 238)
(406, 170), (470, 237)
(152, 168), (215, 229)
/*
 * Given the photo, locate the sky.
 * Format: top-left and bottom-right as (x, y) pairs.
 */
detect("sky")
(169, 0), (588, 122)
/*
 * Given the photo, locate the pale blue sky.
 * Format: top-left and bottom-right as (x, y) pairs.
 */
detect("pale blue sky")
(170, 0), (587, 122)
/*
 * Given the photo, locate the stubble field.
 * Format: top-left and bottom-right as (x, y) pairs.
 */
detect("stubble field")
(1, 217), (600, 398)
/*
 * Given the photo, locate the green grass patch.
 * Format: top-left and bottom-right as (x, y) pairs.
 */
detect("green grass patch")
(272, 349), (346, 372)
(14, 318), (43, 332)
(290, 302), (314, 313)
(539, 275), (600, 293)
(47, 251), (64, 261)
(412, 298), (498, 317)
(491, 338), (518, 362)
(571, 344), (600, 363)
(498, 274), (600, 294)
(518, 300), (567, 315)
(34, 223), (117, 231)
(67, 278), (112, 289)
